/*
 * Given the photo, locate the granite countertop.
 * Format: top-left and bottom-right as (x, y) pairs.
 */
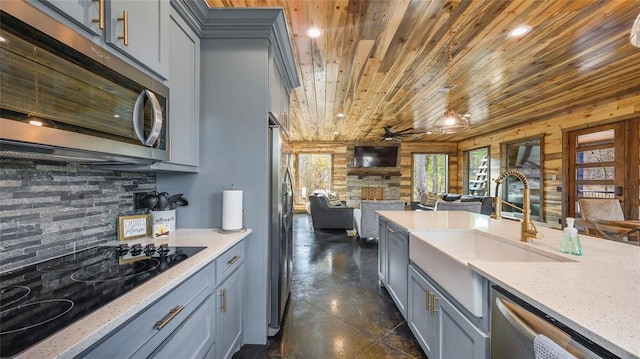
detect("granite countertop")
(18, 228), (251, 359)
(378, 210), (640, 359)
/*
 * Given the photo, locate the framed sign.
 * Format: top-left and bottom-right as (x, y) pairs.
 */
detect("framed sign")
(118, 214), (151, 241)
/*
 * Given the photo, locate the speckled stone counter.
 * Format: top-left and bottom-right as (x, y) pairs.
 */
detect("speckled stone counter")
(378, 211), (639, 359)
(17, 228), (251, 359)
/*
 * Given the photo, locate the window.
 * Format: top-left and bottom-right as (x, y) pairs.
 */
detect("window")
(412, 153), (448, 201)
(501, 136), (543, 221)
(464, 147), (489, 196)
(297, 154), (332, 203)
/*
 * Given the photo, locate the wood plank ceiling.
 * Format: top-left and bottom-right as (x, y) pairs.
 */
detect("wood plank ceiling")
(205, 0), (640, 142)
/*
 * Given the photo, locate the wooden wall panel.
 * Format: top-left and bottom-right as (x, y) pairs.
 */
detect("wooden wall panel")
(290, 141), (458, 205)
(457, 93), (640, 228)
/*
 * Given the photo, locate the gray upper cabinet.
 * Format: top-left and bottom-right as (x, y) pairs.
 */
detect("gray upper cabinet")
(269, 53), (291, 131)
(38, 0), (169, 79)
(105, 0), (169, 79)
(148, 7), (200, 171)
(40, 0), (103, 36)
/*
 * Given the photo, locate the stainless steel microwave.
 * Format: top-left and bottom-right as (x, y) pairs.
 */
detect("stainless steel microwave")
(0, 1), (169, 164)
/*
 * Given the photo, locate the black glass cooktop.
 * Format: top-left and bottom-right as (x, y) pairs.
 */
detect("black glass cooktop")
(0, 245), (205, 357)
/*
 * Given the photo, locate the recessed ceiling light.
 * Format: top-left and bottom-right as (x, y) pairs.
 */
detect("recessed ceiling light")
(28, 120), (43, 127)
(306, 27), (322, 38)
(0, 36), (6, 42)
(113, 114), (120, 118)
(508, 25), (531, 38)
(336, 113), (345, 118)
(332, 131), (340, 136)
(509, 26), (531, 38)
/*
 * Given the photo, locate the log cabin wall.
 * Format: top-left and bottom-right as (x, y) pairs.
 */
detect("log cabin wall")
(457, 92), (640, 228)
(288, 141), (458, 208)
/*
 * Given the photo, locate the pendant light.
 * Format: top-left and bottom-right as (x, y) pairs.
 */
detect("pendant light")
(431, 5), (470, 134)
(631, 13), (640, 48)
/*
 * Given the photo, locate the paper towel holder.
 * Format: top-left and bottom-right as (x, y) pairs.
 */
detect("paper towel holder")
(218, 227), (247, 234)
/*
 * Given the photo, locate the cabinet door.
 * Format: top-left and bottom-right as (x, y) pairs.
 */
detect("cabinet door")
(428, 278), (489, 359)
(162, 9), (199, 169)
(216, 266), (243, 359)
(269, 53), (283, 121)
(408, 266), (438, 358)
(386, 224), (408, 319)
(151, 294), (216, 359)
(106, 0), (169, 78)
(378, 219), (387, 284)
(40, 0), (103, 36)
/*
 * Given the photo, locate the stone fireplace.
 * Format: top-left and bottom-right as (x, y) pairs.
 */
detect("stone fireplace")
(345, 142), (402, 207)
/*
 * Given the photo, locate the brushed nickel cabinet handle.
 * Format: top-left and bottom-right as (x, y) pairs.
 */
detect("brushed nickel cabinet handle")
(92, 0), (104, 30)
(154, 305), (184, 330)
(388, 227), (397, 234)
(430, 295), (439, 316)
(426, 289), (431, 311)
(117, 10), (128, 46)
(227, 255), (240, 265)
(219, 288), (227, 313)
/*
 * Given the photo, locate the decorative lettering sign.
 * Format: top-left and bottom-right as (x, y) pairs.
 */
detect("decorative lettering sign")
(118, 214), (151, 241)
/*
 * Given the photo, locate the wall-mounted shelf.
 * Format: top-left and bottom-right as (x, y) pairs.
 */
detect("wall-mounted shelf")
(347, 168), (401, 178)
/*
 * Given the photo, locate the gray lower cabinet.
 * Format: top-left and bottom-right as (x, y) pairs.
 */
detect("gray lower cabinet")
(79, 261), (215, 358)
(385, 221), (409, 319)
(214, 241), (244, 359)
(80, 240), (246, 359)
(215, 266), (243, 359)
(151, 294), (216, 358)
(408, 265), (489, 359)
(378, 220), (388, 284)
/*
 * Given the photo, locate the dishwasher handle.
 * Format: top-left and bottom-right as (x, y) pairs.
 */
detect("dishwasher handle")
(495, 296), (537, 341)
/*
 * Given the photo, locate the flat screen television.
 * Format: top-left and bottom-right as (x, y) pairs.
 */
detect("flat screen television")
(353, 146), (399, 168)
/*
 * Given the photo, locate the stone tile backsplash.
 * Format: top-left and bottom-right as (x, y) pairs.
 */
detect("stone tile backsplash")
(0, 158), (155, 272)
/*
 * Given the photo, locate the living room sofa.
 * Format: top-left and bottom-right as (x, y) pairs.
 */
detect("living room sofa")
(412, 193), (494, 215)
(308, 193), (354, 229)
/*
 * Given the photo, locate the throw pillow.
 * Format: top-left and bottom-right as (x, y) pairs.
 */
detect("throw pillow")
(327, 191), (342, 206)
(420, 192), (438, 208)
(442, 193), (462, 202)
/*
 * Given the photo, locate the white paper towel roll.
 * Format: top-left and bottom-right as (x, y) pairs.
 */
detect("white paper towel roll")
(222, 190), (243, 230)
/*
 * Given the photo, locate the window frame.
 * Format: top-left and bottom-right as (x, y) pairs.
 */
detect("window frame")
(500, 135), (544, 221)
(296, 153), (333, 204)
(411, 152), (449, 201)
(463, 146), (490, 196)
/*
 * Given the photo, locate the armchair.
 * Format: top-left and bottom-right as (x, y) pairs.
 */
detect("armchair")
(308, 194), (354, 230)
(578, 198), (639, 243)
(354, 200), (405, 239)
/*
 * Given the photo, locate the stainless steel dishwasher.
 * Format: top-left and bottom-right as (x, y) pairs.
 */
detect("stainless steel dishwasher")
(490, 286), (619, 359)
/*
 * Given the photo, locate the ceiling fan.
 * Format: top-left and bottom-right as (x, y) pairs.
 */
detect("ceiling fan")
(381, 126), (423, 141)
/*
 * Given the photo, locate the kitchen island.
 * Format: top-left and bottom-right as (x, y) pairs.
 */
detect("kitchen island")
(378, 210), (639, 359)
(15, 228), (250, 359)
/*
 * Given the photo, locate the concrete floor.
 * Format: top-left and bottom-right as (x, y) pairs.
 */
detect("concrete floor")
(234, 214), (427, 358)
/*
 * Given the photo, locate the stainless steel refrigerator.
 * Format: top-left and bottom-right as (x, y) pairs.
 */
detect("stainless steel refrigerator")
(268, 116), (293, 336)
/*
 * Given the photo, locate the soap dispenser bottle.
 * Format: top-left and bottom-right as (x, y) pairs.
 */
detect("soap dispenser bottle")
(559, 217), (583, 255)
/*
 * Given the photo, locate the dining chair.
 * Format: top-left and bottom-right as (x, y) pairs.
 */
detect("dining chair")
(578, 198), (639, 243)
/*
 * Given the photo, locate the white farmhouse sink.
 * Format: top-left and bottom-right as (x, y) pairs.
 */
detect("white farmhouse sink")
(409, 229), (572, 317)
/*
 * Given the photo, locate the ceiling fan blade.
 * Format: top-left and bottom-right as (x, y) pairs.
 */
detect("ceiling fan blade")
(394, 127), (416, 134)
